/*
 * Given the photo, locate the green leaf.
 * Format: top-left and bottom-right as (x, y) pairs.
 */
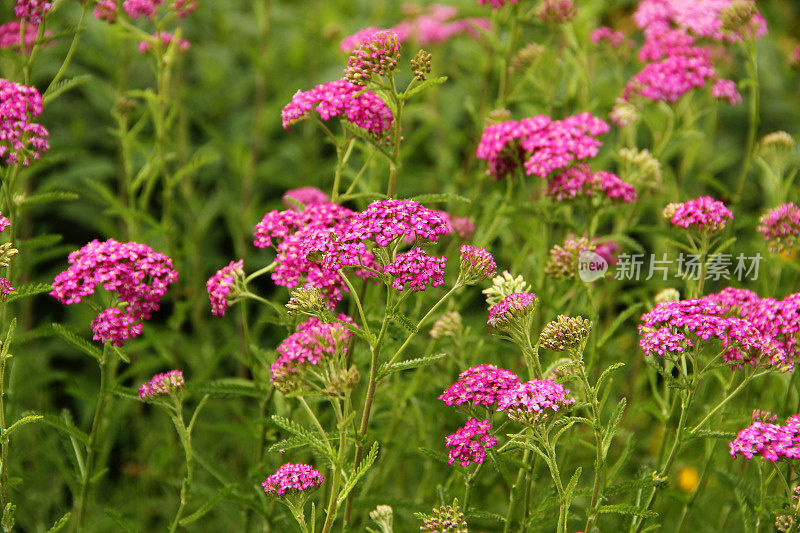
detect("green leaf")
(2, 414), (43, 437)
(684, 429), (735, 442)
(466, 510), (505, 522)
(46, 511), (71, 533)
(337, 442), (379, 506)
(417, 446), (450, 467)
(41, 414), (89, 444)
(409, 192), (471, 205)
(170, 148), (220, 186)
(377, 353), (446, 381)
(389, 312), (418, 333)
(595, 362), (626, 391)
(5, 283), (53, 304)
(565, 466), (582, 503)
(179, 485), (235, 526)
(596, 504), (657, 519)
(16, 191), (79, 208)
(597, 304), (642, 349)
(271, 415), (334, 459)
(43, 74), (92, 104)
(1, 319), (16, 359)
(188, 378), (260, 398)
(16, 234), (63, 251)
(51, 323), (102, 361)
(602, 398), (627, 457)
(400, 76), (448, 100)
(103, 508), (138, 533)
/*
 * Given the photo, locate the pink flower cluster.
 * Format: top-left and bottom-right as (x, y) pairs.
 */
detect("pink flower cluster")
(344, 199), (450, 246)
(0, 278), (14, 297)
(384, 249), (446, 292)
(497, 379), (576, 417)
(538, 0), (576, 24)
(282, 187), (329, 208)
(281, 80), (393, 137)
(14, 0), (52, 24)
(445, 418), (497, 466)
(438, 364), (521, 407)
(0, 212), (9, 232)
(270, 315), (354, 379)
(341, 4), (488, 51)
(545, 164), (637, 204)
(638, 291), (795, 369)
(459, 244), (497, 283)
(0, 79), (49, 166)
(0, 21), (52, 52)
(262, 463), (324, 496)
(758, 203), (800, 253)
(476, 113), (609, 180)
(633, 0), (767, 43)
(663, 196), (733, 233)
(591, 26), (632, 48)
(477, 0), (519, 8)
(138, 370), (185, 399)
(138, 31), (191, 54)
(487, 292), (536, 329)
(545, 236), (598, 280)
(711, 79), (742, 105)
(206, 260), (244, 317)
(343, 30), (400, 85)
(730, 412), (800, 461)
(50, 239), (178, 346)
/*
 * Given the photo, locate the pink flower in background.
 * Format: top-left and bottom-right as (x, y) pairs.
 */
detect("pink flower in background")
(384, 248), (446, 292)
(591, 26), (632, 48)
(282, 187), (330, 208)
(270, 315), (355, 379)
(0, 213), (9, 232)
(14, 0), (52, 24)
(172, 0), (197, 17)
(0, 278), (14, 297)
(122, 0), (163, 19)
(545, 164), (637, 203)
(138, 370), (185, 399)
(0, 21), (52, 52)
(759, 203), (800, 253)
(663, 196), (733, 233)
(538, 0), (576, 24)
(94, 0), (118, 21)
(281, 80), (393, 138)
(0, 79), (50, 166)
(445, 418), (497, 466)
(263, 463), (324, 496)
(138, 32), (191, 53)
(477, 0), (519, 8)
(634, 0), (767, 43)
(711, 78), (742, 105)
(206, 260), (244, 317)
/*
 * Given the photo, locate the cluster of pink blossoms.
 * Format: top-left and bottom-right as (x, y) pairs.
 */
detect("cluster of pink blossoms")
(206, 260), (244, 317)
(50, 239), (178, 346)
(281, 80), (393, 138)
(459, 245), (497, 284)
(591, 26), (633, 48)
(634, 0), (767, 43)
(282, 186), (329, 208)
(262, 463), (324, 496)
(93, 0), (196, 21)
(663, 196), (733, 233)
(758, 203), (800, 253)
(638, 291), (795, 369)
(0, 21), (51, 52)
(138, 370), (184, 399)
(343, 30), (400, 85)
(711, 78), (742, 105)
(438, 364), (521, 407)
(384, 249), (446, 292)
(14, 0), (52, 24)
(270, 315), (355, 380)
(545, 164), (638, 204)
(340, 5), (488, 52)
(477, 0), (520, 8)
(497, 379), (576, 419)
(138, 31), (191, 54)
(730, 412), (800, 461)
(487, 292), (536, 329)
(0, 79), (49, 166)
(545, 236), (599, 280)
(538, 0), (576, 24)
(344, 199), (450, 246)
(476, 112), (609, 180)
(445, 418), (497, 466)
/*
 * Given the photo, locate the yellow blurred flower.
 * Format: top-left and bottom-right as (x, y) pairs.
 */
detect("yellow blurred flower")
(678, 466), (700, 493)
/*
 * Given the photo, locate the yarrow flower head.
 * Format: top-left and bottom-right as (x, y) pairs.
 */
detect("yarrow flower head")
(545, 164), (637, 204)
(0, 21), (52, 53)
(206, 260), (244, 317)
(537, 0), (576, 24)
(663, 196), (733, 233)
(0, 79), (50, 166)
(344, 30), (401, 86)
(51, 239), (178, 346)
(281, 80), (393, 138)
(285, 286), (327, 317)
(487, 292), (536, 332)
(282, 187), (329, 208)
(758, 203), (800, 253)
(0, 213), (9, 232)
(477, 0), (519, 8)
(346, 199), (449, 246)
(540, 315), (592, 355)
(483, 270), (530, 306)
(730, 412), (800, 461)
(14, 0), (52, 24)
(138, 370), (184, 399)
(654, 288), (681, 304)
(458, 245), (497, 285)
(419, 499), (468, 533)
(497, 379), (576, 425)
(0, 278), (14, 300)
(439, 364), (520, 408)
(445, 418), (497, 466)
(138, 31), (191, 54)
(384, 249), (446, 292)
(634, 0), (767, 43)
(545, 236), (597, 280)
(270, 314), (355, 383)
(262, 463), (324, 497)
(430, 311), (462, 340)
(591, 26), (632, 48)
(411, 49), (432, 81)
(711, 78), (742, 105)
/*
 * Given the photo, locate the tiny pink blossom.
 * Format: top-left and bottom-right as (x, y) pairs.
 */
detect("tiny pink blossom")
(445, 418), (497, 466)
(262, 463), (324, 496)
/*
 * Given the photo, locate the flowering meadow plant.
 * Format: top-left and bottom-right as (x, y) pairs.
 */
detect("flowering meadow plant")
(2, 0), (800, 531)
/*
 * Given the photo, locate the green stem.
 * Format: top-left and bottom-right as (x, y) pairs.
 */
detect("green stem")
(734, 38), (760, 205)
(503, 449), (530, 533)
(168, 402), (194, 533)
(44, 2), (90, 99)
